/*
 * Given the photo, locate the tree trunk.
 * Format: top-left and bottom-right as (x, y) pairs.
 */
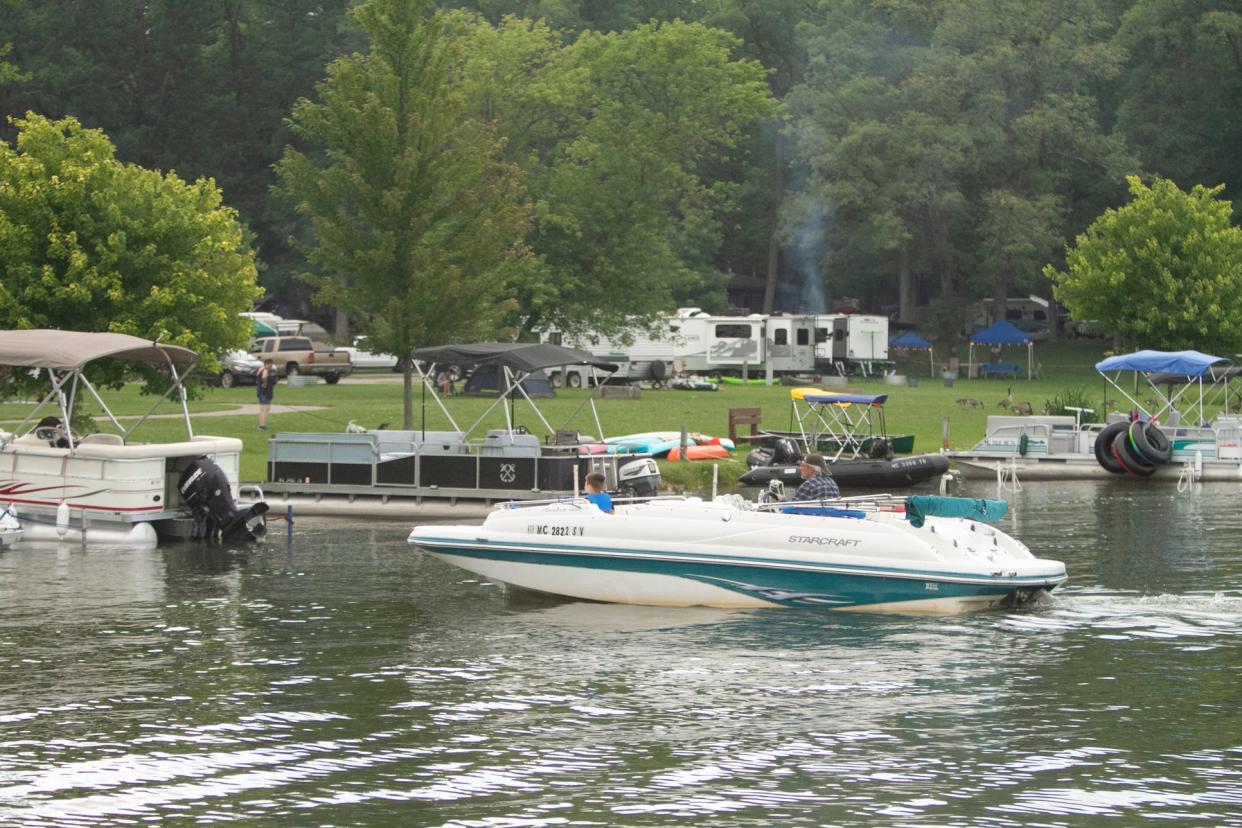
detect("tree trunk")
(898, 244), (914, 323)
(761, 130), (785, 314)
(334, 308), (349, 342)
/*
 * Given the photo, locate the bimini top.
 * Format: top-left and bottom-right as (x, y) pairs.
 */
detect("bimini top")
(0, 330), (199, 371)
(1095, 349), (1232, 377)
(412, 342), (618, 374)
(790, 387), (888, 406)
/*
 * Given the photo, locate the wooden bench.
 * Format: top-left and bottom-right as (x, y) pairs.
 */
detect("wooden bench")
(728, 407), (764, 444)
(979, 363), (1021, 379)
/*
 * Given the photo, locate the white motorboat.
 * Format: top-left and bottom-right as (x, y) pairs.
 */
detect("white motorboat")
(949, 349), (1242, 481)
(0, 330), (268, 546)
(408, 494), (1066, 614)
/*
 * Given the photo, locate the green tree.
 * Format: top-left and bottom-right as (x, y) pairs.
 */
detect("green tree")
(446, 14), (777, 335)
(276, 0), (534, 429)
(1047, 176), (1242, 352)
(0, 113), (262, 377)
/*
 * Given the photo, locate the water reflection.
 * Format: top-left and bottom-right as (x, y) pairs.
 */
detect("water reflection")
(0, 491), (1240, 825)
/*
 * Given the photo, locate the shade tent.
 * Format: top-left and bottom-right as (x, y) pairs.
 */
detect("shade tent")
(888, 330), (934, 375)
(409, 342), (619, 441)
(968, 320), (1033, 380)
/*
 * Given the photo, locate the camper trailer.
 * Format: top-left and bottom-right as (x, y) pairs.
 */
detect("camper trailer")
(543, 309), (817, 385)
(814, 314), (891, 375)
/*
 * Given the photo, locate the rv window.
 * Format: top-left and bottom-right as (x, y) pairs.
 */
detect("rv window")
(796, 328), (810, 346)
(716, 324), (752, 339)
(1033, 310), (1047, 321)
(815, 328), (829, 343)
(1005, 309), (1023, 320)
(547, 332), (562, 346)
(773, 328), (788, 345)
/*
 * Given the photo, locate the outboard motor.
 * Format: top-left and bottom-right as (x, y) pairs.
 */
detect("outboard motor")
(177, 456), (269, 541)
(771, 437), (801, 464)
(616, 458), (661, 498)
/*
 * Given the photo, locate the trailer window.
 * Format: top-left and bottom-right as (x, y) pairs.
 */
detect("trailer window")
(796, 329), (810, 346)
(773, 328), (788, 345)
(715, 324), (752, 339)
(815, 328), (829, 343)
(547, 332), (562, 346)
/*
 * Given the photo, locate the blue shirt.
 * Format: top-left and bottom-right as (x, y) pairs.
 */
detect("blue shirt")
(586, 491), (613, 513)
(792, 472), (839, 502)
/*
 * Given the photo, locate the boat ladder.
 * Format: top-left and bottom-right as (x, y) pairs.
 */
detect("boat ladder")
(995, 457), (1022, 496)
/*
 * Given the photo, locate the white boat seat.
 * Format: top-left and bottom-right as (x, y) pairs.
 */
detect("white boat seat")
(79, 433), (124, 446)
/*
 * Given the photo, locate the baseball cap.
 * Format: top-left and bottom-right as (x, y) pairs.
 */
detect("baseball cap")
(800, 453), (828, 472)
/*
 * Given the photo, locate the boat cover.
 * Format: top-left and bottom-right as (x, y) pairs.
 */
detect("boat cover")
(411, 342), (618, 374)
(904, 495), (1008, 528)
(790, 387), (888, 406)
(0, 330), (198, 370)
(1094, 350), (1231, 377)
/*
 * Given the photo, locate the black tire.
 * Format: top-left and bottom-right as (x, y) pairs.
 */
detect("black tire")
(1094, 422), (1129, 474)
(220, 371), (237, 389)
(324, 373), (340, 385)
(286, 363), (300, 378)
(1129, 420), (1172, 464)
(567, 372), (582, 388)
(1112, 430), (1156, 476)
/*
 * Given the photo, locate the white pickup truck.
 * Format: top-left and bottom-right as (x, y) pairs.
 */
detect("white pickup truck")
(250, 336), (353, 384)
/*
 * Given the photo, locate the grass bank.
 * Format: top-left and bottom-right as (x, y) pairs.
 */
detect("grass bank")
(2, 340), (1116, 484)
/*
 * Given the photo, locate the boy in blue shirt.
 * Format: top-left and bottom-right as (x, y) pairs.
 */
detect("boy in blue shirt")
(584, 472), (614, 513)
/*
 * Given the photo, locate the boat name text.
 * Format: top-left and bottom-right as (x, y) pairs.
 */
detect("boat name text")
(788, 535), (861, 547)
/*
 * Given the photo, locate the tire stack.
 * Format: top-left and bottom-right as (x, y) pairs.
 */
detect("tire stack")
(1093, 420), (1173, 477)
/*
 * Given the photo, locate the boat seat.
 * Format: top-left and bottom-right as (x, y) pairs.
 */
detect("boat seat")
(79, 433), (124, 446)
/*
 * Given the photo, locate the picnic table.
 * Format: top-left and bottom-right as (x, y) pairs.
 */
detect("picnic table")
(978, 363), (1021, 379)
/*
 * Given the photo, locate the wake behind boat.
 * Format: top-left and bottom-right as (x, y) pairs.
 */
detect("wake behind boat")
(408, 494), (1066, 614)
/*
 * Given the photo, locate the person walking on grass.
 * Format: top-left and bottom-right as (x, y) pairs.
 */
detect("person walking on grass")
(257, 358), (276, 430)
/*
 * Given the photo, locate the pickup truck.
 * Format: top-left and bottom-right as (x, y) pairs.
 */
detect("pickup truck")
(250, 336), (353, 384)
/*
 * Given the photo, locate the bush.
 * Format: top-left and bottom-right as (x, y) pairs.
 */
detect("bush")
(1042, 387), (1096, 419)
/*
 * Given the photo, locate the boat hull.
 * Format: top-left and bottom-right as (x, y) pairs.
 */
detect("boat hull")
(410, 498), (1066, 614)
(739, 454), (949, 489)
(949, 453), (1242, 481)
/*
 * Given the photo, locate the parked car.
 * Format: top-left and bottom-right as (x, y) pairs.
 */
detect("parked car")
(340, 337), (400, 372)
(204, 350), (263, 388)
(250, 336), (353, 383)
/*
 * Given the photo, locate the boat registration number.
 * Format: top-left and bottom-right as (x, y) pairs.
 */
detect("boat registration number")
(529, 524), (584, 537)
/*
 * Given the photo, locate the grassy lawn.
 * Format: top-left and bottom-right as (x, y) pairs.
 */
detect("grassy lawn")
(2, 340), (1116, 486)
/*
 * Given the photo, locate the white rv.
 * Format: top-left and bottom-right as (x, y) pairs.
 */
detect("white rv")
(542, 308), (817, 386)
(814, 314), (891, 375)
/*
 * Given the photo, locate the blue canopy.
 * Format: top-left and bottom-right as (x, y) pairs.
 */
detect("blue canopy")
(1095, 350), (1232, 377)
(889, 330), (932, 349)
(970, 320), (1031, 345)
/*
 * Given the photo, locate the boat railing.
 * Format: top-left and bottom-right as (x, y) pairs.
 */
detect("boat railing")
(491, 494), (693, 511)
(753, 493), (907, 514)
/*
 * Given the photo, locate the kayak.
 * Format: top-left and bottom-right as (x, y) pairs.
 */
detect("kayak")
(665, 444), (732, 461)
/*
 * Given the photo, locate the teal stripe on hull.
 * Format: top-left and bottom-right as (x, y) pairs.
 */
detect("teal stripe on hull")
(419, 542), (1057, 610)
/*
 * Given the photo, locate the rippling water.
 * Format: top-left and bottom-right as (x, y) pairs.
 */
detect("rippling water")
(2, 480), (1241, 826)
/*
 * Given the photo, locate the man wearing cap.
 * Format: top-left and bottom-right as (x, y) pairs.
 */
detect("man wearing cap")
(790, 453), (840, 501)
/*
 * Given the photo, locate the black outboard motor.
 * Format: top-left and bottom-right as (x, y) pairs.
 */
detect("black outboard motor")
(178, 456), (269, 541)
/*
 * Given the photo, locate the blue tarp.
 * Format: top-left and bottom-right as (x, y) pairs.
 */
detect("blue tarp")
(969, 320), (1031, 345)
(889, 330), (932, 349)
(905, 495), (1008, 528)
(1094, 350), (1232, 377)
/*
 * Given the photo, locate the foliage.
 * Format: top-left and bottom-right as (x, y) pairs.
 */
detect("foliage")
(444, 13), (778, 335)
(0, 113), (262, 382)
(276, 0), (535, 428)
(1041, 386), (1094, 418)
(1047, 176), (1242, 352)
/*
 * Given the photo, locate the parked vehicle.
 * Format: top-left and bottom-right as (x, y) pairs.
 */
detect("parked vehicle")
(205, 349), (263, 388)
(339, 337), (400, 372)
(250, 336), (353, 383)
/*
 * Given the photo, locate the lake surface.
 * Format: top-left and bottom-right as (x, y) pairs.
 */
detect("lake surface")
(2, 479), (1241, 826)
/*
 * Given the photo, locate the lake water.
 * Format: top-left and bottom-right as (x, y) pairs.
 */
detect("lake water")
(2, 479), (1241, 826)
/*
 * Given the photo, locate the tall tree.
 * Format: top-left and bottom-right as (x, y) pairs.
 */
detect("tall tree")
(0, 114), (262, 375)
(276, 0), (534, 429)
(446, 14), (777, 335)
(1048, 176), (1242, 352)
